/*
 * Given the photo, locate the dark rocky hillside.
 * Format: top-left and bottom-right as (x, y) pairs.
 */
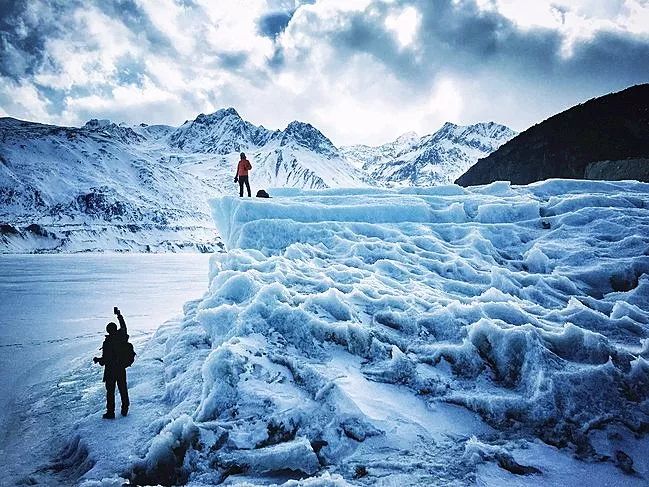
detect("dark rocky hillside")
(455, 84), (649, 186)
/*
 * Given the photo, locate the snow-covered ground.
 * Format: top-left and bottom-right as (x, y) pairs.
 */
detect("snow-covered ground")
(0, 254), (211, 485)
(6, 180), (649, 486)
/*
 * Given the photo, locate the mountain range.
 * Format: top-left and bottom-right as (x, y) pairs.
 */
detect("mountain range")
(342, 122), (515, 186)
(0, 109), (514, 252)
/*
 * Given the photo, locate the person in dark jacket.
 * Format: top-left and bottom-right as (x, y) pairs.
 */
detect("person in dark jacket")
(234, 152), (252, 197)
(93, 307), (130, 419)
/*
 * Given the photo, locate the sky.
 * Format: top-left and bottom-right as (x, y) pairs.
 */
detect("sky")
(1, 0), (648, 146)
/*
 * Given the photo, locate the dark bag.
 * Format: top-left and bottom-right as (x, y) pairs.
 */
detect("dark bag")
(256, 189), (270, 198)
(118, 340), (136, 368)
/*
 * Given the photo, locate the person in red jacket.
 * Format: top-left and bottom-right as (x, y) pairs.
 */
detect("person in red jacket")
(234, 152), (252, 197)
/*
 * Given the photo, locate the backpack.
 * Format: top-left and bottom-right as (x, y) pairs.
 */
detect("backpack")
(118, 340), (136, 368)
(256, 189), (270, 198)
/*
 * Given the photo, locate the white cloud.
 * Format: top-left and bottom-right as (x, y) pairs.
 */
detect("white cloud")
(491, 0), (649, 36)
(385, 6), (421, 48)
(61, 78), (177, 122)
(0, 80), (53, 122)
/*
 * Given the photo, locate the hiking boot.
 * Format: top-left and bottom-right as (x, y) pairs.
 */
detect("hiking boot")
(103, 412), (115, 419)
(121, 407), (128, 417)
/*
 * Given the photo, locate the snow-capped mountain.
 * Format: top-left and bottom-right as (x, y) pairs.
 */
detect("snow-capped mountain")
(163, 108), (368, 191)
(0, 110), (368, 252)
(341, 122), (516, 186)
(168, 108), (272, 153)
(0, 117), (220, 253)
(0, 110), (512, 253)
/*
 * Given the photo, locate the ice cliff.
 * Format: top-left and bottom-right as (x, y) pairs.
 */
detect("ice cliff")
(72, 180), (649, 485)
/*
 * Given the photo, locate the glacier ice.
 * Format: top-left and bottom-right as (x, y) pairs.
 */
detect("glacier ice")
(64, 179), (649, 485)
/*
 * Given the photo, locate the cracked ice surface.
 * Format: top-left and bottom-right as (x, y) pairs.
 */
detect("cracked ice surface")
(79, 180), (649, 485)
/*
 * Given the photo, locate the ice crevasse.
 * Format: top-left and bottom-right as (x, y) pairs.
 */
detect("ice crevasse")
(132, 180), (649, 485)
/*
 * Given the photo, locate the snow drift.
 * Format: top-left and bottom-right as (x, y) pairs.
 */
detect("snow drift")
(79, 180), (649, 485)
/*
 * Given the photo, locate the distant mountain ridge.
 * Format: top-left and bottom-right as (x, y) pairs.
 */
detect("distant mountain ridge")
(341, 121), (516, 186)
(456, 84), (649, 186)
(0, 110), (513, 252)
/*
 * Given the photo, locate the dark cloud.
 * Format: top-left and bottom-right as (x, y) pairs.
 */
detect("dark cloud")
(565, 30), (649, 86)
(0, 1), (80, 80)
(326, 0), (552, 80)
(0, 0), (175, 82)
(94, 0), (176, 54)
(322, 0), (649, 94)
(217, 51), (249, 70)
(32, 82), (66, 113)
(258, 11), (294, 39)
(257, 1), (317, 39)
(266, 45), (285, 70)
(114, 55), (147, 86)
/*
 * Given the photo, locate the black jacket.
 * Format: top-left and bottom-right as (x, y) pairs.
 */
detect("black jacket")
(97, 314), (129, 382)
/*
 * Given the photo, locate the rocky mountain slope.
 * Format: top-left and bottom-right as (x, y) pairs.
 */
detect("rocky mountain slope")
(456, 84), (649, 186)
(0, 117), (219, 253)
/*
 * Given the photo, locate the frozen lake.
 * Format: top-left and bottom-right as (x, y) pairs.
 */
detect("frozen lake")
(0, 253), (212, 483)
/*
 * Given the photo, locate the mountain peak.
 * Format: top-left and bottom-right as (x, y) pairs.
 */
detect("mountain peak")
(285, 120), (315, 132)
(465, 121), (517, 140)
(394, 131), (419, 144)
(194, 107), (241, 125)
(169, 107), (272, 153)
(83, 119), (114, 130)
(430, 121), (515, 141)
(469, 121), (505, 130)
(440, 122), (459, 130)
(81, 118), (145, 143)
(279, 121), (337, 155)
(430, 122), (462, 139)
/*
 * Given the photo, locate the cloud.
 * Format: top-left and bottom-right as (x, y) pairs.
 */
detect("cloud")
(273, 0), (649, 140)
(258, 11), (294, 38)
(0, 1), (80, 80)
(94, 0), (177, 54)
(0, 0), (648, 145)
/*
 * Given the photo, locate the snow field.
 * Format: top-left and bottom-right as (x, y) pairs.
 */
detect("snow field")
(76, 179), (649, 485)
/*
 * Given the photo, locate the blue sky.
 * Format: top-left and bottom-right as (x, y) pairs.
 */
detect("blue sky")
(1, 0), (648, 145)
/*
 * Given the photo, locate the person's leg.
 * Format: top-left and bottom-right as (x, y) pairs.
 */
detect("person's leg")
(105, 378), (116, 416)
(117, 369), (129, 415)
(244, 176), (251, 197)
(239, 178), (244, 197)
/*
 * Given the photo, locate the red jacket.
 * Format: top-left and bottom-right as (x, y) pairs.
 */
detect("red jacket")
(237, 158), (252, 176)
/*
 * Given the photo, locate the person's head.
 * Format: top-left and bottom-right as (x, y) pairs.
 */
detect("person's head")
(240, 152), (246, 160)
(106, 322), (118, 335)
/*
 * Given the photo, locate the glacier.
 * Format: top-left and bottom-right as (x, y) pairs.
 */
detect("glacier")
(15, 179), (649, 486)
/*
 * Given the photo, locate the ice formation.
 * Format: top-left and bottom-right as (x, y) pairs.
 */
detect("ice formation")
(67, 180), (649, 485)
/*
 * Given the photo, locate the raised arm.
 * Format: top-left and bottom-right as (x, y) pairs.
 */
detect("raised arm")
(115, 308), (127, 336)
